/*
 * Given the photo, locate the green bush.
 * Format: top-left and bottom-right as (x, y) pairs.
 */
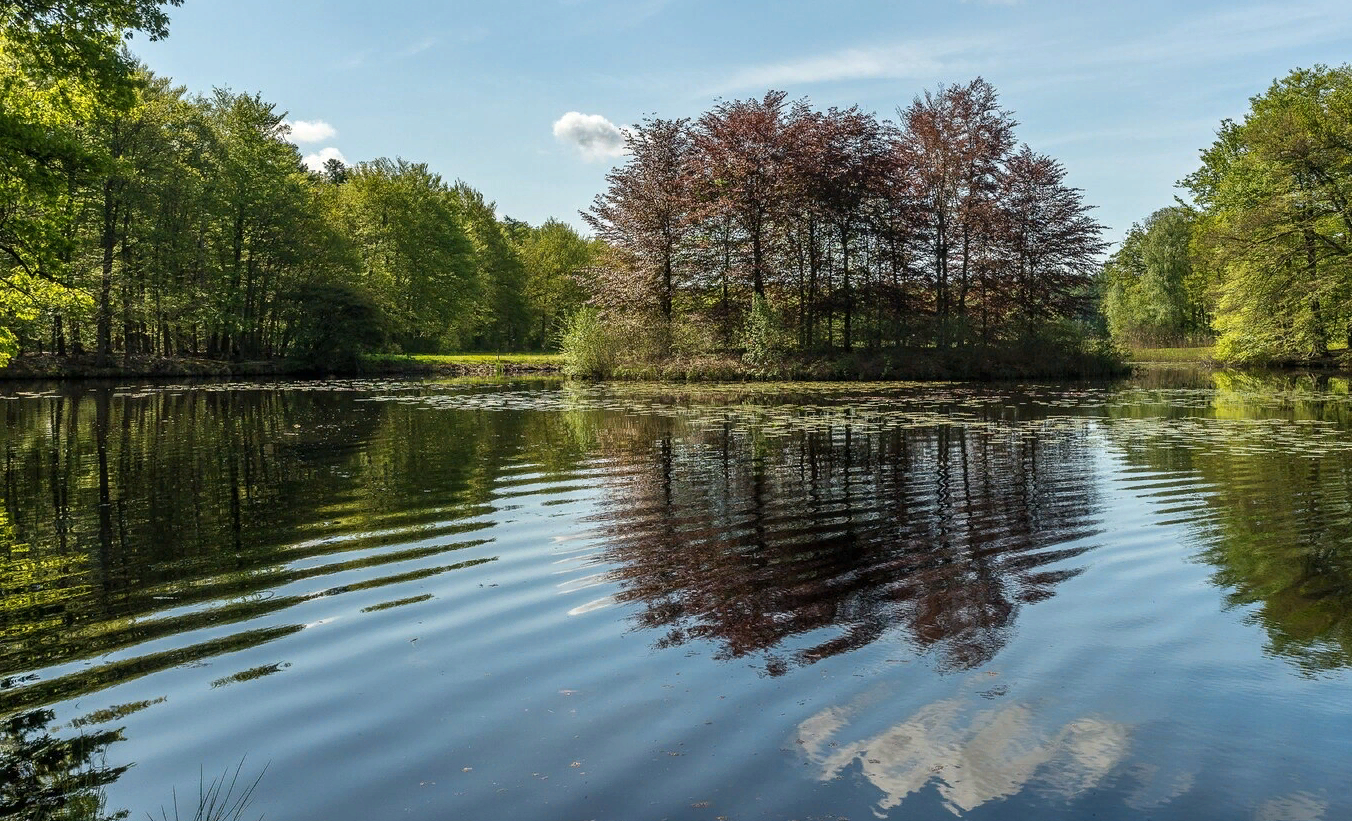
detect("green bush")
(559, 307), (620, 379)
(742, 295), (789, 367)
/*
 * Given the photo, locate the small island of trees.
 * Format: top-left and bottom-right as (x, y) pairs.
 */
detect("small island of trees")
(572, 80), (1115, 379)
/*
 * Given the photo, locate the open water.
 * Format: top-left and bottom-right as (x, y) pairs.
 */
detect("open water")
(1, 370), (1350, 820)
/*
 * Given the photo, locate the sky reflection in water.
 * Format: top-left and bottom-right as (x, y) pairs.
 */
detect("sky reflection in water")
(1, 371), (1351, 820)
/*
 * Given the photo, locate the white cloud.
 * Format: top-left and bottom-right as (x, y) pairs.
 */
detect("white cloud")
(285, 119), (337, 144)
(303, 146), (348, 172)
(706, 38), (982, 94)
(552, 112), (629, 161)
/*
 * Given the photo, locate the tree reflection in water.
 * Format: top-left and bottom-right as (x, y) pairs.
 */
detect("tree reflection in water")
(1104, 370), (1352, 674)
(590, 418), (1104, 674)
(0, 708), (129, 820)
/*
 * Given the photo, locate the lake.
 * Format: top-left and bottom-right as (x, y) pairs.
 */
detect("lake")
(2, 370), (1350, 820)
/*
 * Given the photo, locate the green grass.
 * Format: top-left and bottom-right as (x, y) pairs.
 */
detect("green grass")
(1128, 345), (1216, 364)
(1131, 337), (1351, 365)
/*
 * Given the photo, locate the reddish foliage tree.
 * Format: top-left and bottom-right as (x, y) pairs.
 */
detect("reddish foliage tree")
(584, 117), (695, 318)
(899, 78), (1018, 344)
(998, 145), (1108, 333)
(578, 78), (1107, 358)
(691, 91), (793, 299)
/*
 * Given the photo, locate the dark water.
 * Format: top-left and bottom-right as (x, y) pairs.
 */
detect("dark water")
(2, 371), (1351, 820)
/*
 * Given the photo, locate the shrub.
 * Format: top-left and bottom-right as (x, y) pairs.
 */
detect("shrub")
(559, 307), (620, 378)
(742, 295), (789, 367)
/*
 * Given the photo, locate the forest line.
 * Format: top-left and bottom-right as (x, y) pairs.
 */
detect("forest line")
(1102, 64), (1352, 366)
(10, 3), (1349, 377)
(1, 3), (599, 369)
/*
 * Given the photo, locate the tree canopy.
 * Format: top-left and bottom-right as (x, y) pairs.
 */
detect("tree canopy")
(1100, 64), (1352, 363)
(584, 79), (1108, 362)
(1, 3), (596, 367)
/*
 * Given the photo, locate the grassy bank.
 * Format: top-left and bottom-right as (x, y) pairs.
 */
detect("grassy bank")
(0, 352), (566, 380)
(0, 354), (301, 380)
(0, 346), (1124, 383)
(1128, 345), (1216, 365)
(364, 353), (564, 375)
(1126, 343), (1352, 371)
(597, 345), (1131, 382)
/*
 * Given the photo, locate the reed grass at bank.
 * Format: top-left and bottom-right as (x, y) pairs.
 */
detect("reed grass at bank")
(1128, 346), (1216, 365)
(0, 344), (1126, 383)
(598, 345), (1131, 382)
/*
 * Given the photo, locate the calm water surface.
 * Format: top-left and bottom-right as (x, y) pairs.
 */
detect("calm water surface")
(2, 370), (1351, 820)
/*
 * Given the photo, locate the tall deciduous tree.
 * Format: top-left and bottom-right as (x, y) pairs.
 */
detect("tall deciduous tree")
(449, 182), (530, 351)
(330, 159), (476, 351)
(899, 78), (1017, 344)
(797, 105), (894, 348)
(1186, 64), (1352, 363)
(518, 218), (596, 348)
(1101, 206), (1209, 346)
(584, 117), (694, 319)
(692, 91), (791, 299)
(998, 146), (1107, 334)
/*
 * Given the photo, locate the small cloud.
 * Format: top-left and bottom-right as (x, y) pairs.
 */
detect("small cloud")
(285, 119), (337, 144)
(401, 37), (438, 57)
(338, 50), (370, 70)
(303, 146), (348, 172)
(552, 112), (629, 161)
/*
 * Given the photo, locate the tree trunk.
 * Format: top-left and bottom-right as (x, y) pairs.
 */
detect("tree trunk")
(97, 183), (119, 364)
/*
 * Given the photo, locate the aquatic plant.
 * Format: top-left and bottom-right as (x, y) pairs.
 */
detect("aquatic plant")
(147, 760), (266, 821)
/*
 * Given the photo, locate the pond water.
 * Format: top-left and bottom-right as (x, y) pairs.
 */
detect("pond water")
(2, 369), (1351, 820)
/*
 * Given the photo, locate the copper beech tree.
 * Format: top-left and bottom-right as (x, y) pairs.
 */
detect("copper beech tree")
(583, 78), (1107, 352)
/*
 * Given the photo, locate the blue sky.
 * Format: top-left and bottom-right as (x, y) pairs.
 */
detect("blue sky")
(135, 0), (1352, 245)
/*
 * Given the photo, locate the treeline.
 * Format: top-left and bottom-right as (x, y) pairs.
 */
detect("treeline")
(1100, 206), (1210, 347)
(0, 4), (597, 368)
(1103, 64), (1352, 363)
(580, 80), (1109, 371)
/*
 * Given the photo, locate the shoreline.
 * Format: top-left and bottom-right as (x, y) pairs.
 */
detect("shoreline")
(0, 348), (1130, 383)
(0, 354), (565, 382)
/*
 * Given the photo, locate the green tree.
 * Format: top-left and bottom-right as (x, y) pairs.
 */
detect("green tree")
(2, 0), (181, 99)
(447, 183), (530, 351)
(518, 219), (596, 349)
(0, 33), (99, 362)
(1101, 206), (1209, 346)
(329, 158), (476, 351)
(1186, 64), (1352, 363)
(200, 88), (338, 359)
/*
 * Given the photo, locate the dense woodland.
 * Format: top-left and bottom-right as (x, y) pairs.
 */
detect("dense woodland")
(0, 1), (598, 369)
(11, 3), (1352, 374)
(2, 1), (1119, 378)
(579, 83), (1111, 373)
(1103, 64), (1352, 364)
